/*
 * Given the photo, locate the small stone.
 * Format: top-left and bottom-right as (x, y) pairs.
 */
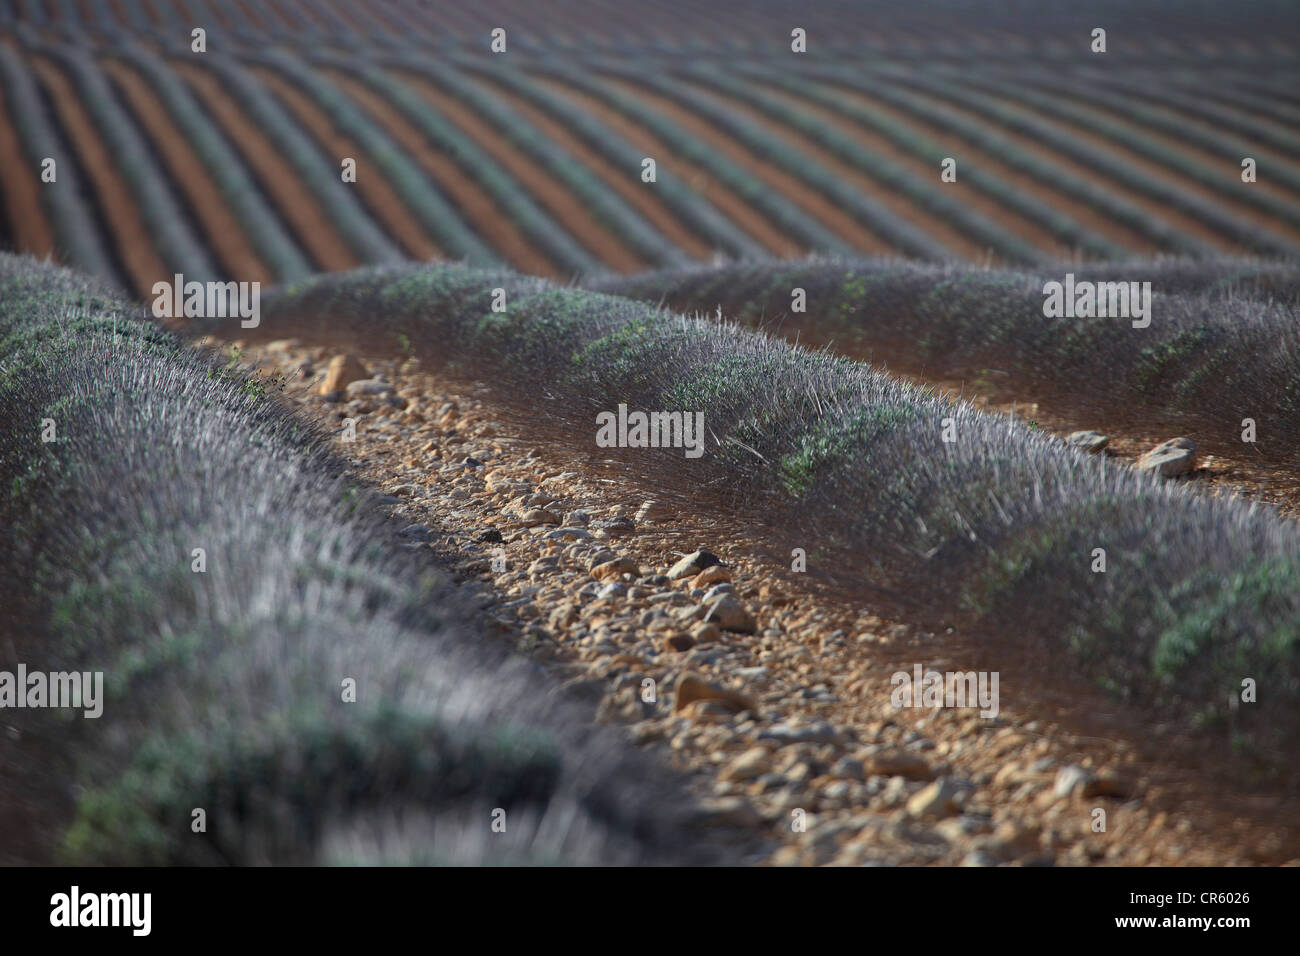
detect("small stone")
(674, 673), (758, 716)
(1053, 764), (1096, 799)
(689, 622), (721, 644)
(666, 549), (722, 580)
(864, 750), (934, 781)
(907, 778), (963, 819)
(1066, 430), (1108, 453)
(721, 747), (773, 783)
(591, 557), (639, 581)
(691, 565), (732, 588)
(398, 523), (432, 541)
(1083, 771), (1132, 799)
(521, 508), (561, 526)
(661, 634), (696, 653)
(319, 354), (368, 396)
(593, 516), (636, 537)
(345, 378), (396, 399)
(700, 594), (756, 633)
(1138, 437), (1196, 477)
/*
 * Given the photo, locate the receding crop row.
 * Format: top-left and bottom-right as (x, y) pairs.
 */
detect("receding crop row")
(0, 44), (116, 280)
(192, 53), (406, 267)
(593, 256), (1300, 469)
(597, 61), (958, 262)
(786, 62), (1217, 258)
(962, 67), (1300, 236)
(112, 43), (313, 281)
(251, 50), (507, 270)
(512, 58), (859, 257)
(0, 253), (694, 865)
(716, 64), (1127, 261)
(386, 57), (693, 270)
(673, 65), (1052, 265)
(250, 260), (1300, 766)
(266, 50), (598, 275)
(449, 57), (768, 260)
(1052, 67), (1300, 169)
(885, 67), (1300, 257)
(25, 36), (220, 280)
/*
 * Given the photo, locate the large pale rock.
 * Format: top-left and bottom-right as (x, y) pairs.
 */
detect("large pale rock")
(319, 354), (369, 396)
(1138, 437), (1196, 477)
(1066, 430), (1108, 454)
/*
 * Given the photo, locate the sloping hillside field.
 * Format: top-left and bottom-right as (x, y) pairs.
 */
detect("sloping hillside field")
(1, 0), (1299, 900)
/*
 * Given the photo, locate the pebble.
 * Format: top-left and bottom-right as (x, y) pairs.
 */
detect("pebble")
(667, 549), (722, 580)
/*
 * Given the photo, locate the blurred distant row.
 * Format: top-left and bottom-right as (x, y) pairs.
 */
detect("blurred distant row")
(1, 0), (1298, 298)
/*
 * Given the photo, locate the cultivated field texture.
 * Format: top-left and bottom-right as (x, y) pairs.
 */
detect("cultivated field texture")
(1, 0), (1299, 872)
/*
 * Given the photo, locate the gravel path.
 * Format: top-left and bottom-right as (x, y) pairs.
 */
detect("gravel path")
(195, 333), (1300, 867)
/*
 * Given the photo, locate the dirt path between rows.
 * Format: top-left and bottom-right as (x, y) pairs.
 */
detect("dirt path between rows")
(103, 57), (273, 284)
(195, 321), (1300, 867)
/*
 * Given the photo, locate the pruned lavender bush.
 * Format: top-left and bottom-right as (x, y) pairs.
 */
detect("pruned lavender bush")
(0, 254), (704, 865)
(594, 256), (1300, 467)
(250, 260), (1300, 766)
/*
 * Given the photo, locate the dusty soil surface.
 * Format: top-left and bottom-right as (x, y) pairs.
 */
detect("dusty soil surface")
(31, 55), (168, 298)
(171, 58), (359, 273)
(393, 68), (647, 273)
(545, 76), (804, 258)
(104, 58), (273, 284)
(193, 327), (1300, 867)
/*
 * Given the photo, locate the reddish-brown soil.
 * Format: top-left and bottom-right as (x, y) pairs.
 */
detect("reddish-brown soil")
(962, 88), (1284, 254)
(250, 66), (443, 263)
(545, 76), (805, 258)
(31, 55), (167, 298)
(471, 70), (714, 259)
(392, 68), (647, 273)
(605, 74), (898, 257)
(173, 59), (358, 272)
(104, 58), (273, 284)
(314, 67), (557, 277)
(1021, 91), (1300, 243)
(812, 78), (1163, 256)
(683, 78), (1011, 263)
(0, 91), (56, 258)
(733, 78), (1081, 260)
(473, 67), (712, 261)
(900, 83), (1242, 254)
